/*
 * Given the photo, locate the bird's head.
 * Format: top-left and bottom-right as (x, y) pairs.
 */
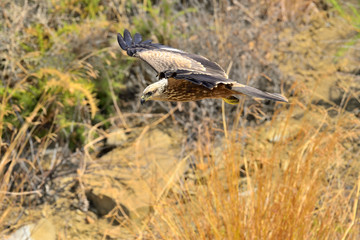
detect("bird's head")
(140, 78), (168, 104)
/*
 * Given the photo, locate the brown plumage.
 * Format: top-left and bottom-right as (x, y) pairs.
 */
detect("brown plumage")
(117, 29), (288, 105)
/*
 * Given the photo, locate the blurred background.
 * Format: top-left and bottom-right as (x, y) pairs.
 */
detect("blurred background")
(0, 0), (359, 239)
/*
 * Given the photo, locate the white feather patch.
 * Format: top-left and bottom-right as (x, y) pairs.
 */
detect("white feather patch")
(158, 46), (185, 53)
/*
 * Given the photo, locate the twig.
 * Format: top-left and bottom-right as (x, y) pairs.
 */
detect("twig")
(0, 190), (42, 196)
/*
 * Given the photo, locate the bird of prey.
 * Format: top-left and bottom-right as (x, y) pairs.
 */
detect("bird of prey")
(117, 29), (288, 105)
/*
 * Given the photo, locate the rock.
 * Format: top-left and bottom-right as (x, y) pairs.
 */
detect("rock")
(6, 219), (55, 240)
(85, 189), (130, 225)
(83, 128), (188, 225)
(85, 215), (95, 225)
(6, 224), (33, 240)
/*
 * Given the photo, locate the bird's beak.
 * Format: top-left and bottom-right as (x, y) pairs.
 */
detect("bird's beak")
(140, 95), (147, 105)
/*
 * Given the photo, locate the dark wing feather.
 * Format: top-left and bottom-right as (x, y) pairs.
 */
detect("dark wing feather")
(123, 29), (133, 46)
(163, 69), (233, 89)
(117, 33), (128, 50)
(133, 33), (142, 44)
(117, 30), (184, 56)
(117, 30), (227, 78)
(141, 39), (153, 44)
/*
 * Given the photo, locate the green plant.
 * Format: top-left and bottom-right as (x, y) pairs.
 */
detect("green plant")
(132, 0), (196, 44)
(328, 0), (360, 57)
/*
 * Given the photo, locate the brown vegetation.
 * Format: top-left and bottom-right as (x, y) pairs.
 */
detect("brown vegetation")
(1, 0), (359, 239)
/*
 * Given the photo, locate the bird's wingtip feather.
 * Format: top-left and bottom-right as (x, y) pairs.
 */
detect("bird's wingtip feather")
(134, 33), (142, 44)
(117, 29), (155, 51)
(123, 29), (133, 46)
(117, 32), (128, 50)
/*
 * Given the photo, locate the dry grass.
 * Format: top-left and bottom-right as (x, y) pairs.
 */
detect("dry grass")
(1, 0), (360, 239)
(144, 100), (360, 239)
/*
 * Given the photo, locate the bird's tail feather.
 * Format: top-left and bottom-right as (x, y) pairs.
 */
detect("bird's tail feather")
(232, 83), (288, 103)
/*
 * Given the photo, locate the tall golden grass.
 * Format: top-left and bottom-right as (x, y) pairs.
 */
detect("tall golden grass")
(144, 98), (360, 239)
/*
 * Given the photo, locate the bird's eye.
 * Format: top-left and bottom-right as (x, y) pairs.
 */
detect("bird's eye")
(145, 92), (153, 97)
(159, 72), (165, 79)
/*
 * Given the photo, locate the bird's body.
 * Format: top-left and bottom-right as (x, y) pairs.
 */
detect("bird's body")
(154, 78), (234, 102)
(117, 29), (288, 104)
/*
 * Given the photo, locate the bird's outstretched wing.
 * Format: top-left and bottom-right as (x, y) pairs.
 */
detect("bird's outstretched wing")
(117, 29), (227, 78)
(164, 69), (288, 102)
(161, 69), (233, 89)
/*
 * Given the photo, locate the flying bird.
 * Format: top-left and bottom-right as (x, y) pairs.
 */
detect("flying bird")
(117, 29), (288, 105)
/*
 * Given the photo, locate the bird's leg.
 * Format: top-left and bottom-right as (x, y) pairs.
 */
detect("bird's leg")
(222, 96), (240, 105)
